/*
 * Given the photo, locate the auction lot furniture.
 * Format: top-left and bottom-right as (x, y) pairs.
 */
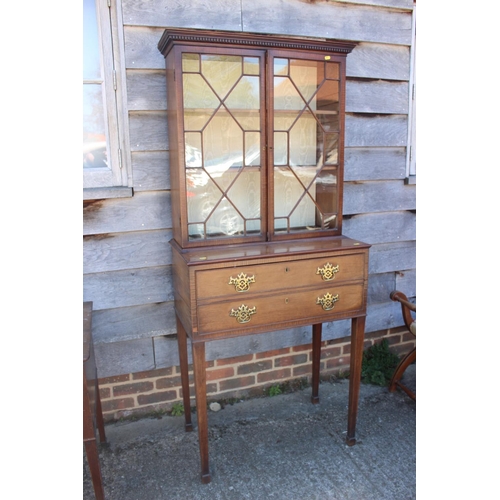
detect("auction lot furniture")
(389, 291), (416, 401)
(158, 29), (370, 483)
(83, 302), (106, 499)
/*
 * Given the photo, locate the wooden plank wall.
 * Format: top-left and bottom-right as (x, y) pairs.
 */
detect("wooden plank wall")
(83, 0), (416, 378)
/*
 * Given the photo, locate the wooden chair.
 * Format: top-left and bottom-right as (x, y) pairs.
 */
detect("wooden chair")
(389, 291), (416, 401)
(83, 302), (106, 500)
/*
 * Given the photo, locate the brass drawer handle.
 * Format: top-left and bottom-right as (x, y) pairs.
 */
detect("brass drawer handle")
(230, 304), (256, 323)
(228, 272), (256, 292)
(316, 263), (339, 281)
(316, 292), (339, 311)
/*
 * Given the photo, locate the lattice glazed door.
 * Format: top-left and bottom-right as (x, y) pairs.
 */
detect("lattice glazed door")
(180, 49), (266, 243)
(270, 52), (344, 238)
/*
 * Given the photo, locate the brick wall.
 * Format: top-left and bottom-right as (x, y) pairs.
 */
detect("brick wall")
(99, 327), (414, 422)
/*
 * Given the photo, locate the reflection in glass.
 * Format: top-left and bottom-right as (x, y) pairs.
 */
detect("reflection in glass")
(244, 57), (260, 75)
(203, 110), (243, 170)
(185, 133), (202, 167)
(274, 58), (288, 76)
(274, 132), (288, 166)
(245, 132), (261, 166)
(83, 0), (101, 80)
(325, 62), (339, 80)
(183, 73), (219, 110)
(201, 55), (242, 100)
(83, 84), (107, 168)
(289, 111), (316, 167)
(182, 53), (200, 73)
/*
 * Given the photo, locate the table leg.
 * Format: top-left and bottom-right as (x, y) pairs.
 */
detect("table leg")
(176, 316), (193, 432)
(192, 341), (211, 484)
(346, 315), (366, 446)
(311, 323), (322, 404)
(84, 439), (105, 500)
(95, 383), (107, 443)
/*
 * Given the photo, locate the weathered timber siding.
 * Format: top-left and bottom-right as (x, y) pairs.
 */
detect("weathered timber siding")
(83, 0), (416, 378)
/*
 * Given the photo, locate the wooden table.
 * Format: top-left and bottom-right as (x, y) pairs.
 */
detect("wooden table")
(172, 236), (370, 483)
(83, 302), (106, 500)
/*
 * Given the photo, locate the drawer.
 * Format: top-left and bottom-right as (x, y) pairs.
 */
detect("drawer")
(197, 283), (365, 334)
(195, 253), (366, 301)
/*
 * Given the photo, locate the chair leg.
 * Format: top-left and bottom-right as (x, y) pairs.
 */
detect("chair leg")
(389, 347), (416, 400)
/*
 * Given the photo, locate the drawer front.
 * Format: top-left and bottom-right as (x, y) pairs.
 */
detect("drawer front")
(196, 253), (366, 301)
(197, 283), (365, 334)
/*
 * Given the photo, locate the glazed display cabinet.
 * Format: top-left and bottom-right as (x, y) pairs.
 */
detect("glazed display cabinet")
(158, 29), (370, 483)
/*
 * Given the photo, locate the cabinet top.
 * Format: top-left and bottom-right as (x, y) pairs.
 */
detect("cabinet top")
(158, 28), (357, 57)
(171, 236), (370, 266)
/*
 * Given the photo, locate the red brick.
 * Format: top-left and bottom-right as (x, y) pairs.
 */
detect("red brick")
(237, 360), (272, 375)
(256, 347), (290, 359)
(217, 354), (254, 366)
(325, 356), (350, 370)
(101, 397), (135, 412)
(257, 368), (291, 383)
(113, 381), (154, 397)
(99, 374), (130, 385)
(207, 366), (234, 381)
(274, 353), (308, 367)
(175, 364), (193, 374)
(219, 375), (255, 391)
(99, 387), (111, 399)
(293, 364), (311, 376)
(156, 375), (182, 389)
(137, 390), (177, 405)
(133, 367), (173, 379)
(292, 343), (312, 352)
(320, 346), (341, 359)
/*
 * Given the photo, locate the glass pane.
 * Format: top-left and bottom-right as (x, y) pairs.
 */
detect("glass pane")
(274, 167), (307, 218)
(182, 53), (200, 73)
(83, 0), (101, 80)
(83, 84), (107, 168)
(227, 170), (261, 219)
(224, 76), (260, 110)
(184, 109), (214, 131)
(183, 73), (219, 110)
(324, 133), (339, 165)
(186, 169), (222, 223)
(185, 133), (202, 167)
(290, 193), (317, 231)
(201, 55), (242, 100)
(244, 57), (259, 75)
(289, 111), (317, 167)
(274, 132), (288, 166)
(274, 77), (304, 110)
(203, 110), (243, 170)
(325, 62), (339, 80)
(314, 168), (338, 229)
(315, 80), (339, 113)
(245, 132), (261, 166)
(290, 59), (321, 102)
(206, 197), (244, 237)
(274, 58), (288, 76)
(224, 75), (261, 130)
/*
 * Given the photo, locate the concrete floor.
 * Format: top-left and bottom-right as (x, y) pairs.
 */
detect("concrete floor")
(84, 365), (416, 500)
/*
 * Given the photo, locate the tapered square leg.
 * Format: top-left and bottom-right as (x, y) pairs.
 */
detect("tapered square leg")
(84, 439), (105, 500)
(346, 315), (366, 446)
(311, 323), (322, 404)
(192, 341), (211, 484)
(176, 316), (193, 432)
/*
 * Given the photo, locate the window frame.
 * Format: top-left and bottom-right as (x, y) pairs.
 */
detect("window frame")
(405, 5), (416, 184)
(83, 0), (132, 198)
